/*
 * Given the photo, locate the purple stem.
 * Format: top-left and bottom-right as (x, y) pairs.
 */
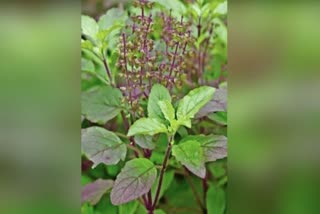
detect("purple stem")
(102, 57), (113, 86)
(166, 42), (179, 88)
(151, 137), (172, 210)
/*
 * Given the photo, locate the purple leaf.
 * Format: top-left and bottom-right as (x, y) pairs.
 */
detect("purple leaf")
(196, 86), (227, 118)
(81, 179), (114, 205)
(111, 158), (157, 205)
(201, 135), (227, 162)
(81, 127), (127, 168)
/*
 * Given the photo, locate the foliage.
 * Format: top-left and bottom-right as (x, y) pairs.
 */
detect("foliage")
(81, 0), (227, 213)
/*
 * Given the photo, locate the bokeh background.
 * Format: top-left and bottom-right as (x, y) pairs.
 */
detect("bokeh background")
(0, 0), (319, 213)
(229, 2), (320, 214)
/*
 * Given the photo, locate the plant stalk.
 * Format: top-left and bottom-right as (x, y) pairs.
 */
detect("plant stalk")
(102, 56), (114, 87)
(151, 137), (173, 210)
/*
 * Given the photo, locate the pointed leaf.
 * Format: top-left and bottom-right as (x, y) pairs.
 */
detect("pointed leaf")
(177, 86), (215, 127)
(81, 15), (98, 41)
(158, 100), (175, 123)
(127, 118), (167, 136)
(196, 85), (227, 118)
(148, 84), (171, 120)
(82, 127), (127, 167)
(81, 179), (114, 205)
(111, 158), (157, 205)
(134, 135), (156, 149)
(82, 86), (123, 124)
(172, 141), (206, 178)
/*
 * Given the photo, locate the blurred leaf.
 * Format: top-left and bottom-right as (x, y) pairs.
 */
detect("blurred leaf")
(95, 194), (117, 214)
(151, 170), (175, 200)
(208, 162), (226, 178)
(191, 4), (201, 17)
(98, 8), (125, 30)
(206, 186), (226, 214)
(172, 141), (206, 178)
(81, 175), (93, 186)
(162, 178), (202, 213)
(177, 86), (215, 128)
(81, 15), (98, 41)
(135, 203), (148, 214)
(148, 84), (171, 121)
(81, 179), (114, 205)
(81, 127), (127, 167)
(150, 151), (165, 165)
(134, 135), (156, 150)
(81, 203), (94, 214)
(119, 200), (139, 214)
(208, 112), (227, 125)
(81, 58), (95, 72)
(111, 158), (157, 205)
(177, 126), (188, 138)
(214, 18), (227, 45)
(214, 1), (227, 15)
(106, 164), (121, 178)
(196, 85), (227, 118)
(155, 210), (167, 214)
(128, 118), (168, 136)
(150, 0), (186, 16)
(81, 86), (123, 124)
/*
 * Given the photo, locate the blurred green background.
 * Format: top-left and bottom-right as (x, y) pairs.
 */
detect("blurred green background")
(229, 2), (320, 214)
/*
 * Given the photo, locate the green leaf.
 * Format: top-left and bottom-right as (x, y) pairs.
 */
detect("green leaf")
(172, 141), (206, 178)
(81, 86), (123, 124)
(81, 203), (94, 214)
(148, 84), (171, 120)
(81, 58), (94, 72)
(95, 194), (117, 214)
(111, 158), (157, 205)
(155, 210), (167, 214)
(163, 178), (202, 213)
(208, 112), (227, 125)
(127, 118), (168, 137)
(134, 135), (156, 149)
(81, 15), (98, 41)
(214, 1), (227, 15)
(177, 86), (215, 128)
(180, 135), (227, 162)
(119, 200), (139, 214)
(150, 0), (186, 17)
(81, 179), (114, 205)
(158, 100), (175, 123)
(98, 8), (125, 30)
(151, 170), (175, 200)
(81, 127), (127, 167)
(206, 186), (226, 214)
